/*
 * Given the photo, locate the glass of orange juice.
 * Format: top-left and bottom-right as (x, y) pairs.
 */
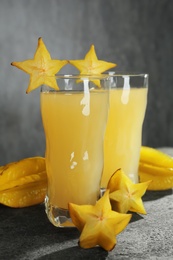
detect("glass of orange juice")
(101, 73), (148, 188)
(40, 75), (109, 227)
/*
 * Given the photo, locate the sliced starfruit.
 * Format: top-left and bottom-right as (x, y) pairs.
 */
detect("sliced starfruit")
(68, 44), (116, 87)
(69, 190), (132, 251)
(108, 169), (151, 214)
(139, 146), (173, 190)
(0, 157), (47, 207)
(11, 37), (68, 93)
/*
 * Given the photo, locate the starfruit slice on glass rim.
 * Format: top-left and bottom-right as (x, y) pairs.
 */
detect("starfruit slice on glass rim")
(11, 37), (68, 93)
(11, 38), (117, 91)
(68, 44), (117, 87)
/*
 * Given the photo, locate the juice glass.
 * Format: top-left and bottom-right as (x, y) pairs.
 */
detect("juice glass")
(101, 73), (148, 188)
(40, 75), (109, 227)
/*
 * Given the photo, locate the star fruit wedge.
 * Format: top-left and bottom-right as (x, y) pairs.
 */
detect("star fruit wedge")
(11, 37), (67, 93)
(69, 190), (132, 251)
(68, 44), (116, 87)
(107, 169), (151, 214)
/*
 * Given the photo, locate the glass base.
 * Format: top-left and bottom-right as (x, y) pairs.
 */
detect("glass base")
(45, 188), (105, 228)
(45, 195), (75, 228)
(100, 187), (106, 197)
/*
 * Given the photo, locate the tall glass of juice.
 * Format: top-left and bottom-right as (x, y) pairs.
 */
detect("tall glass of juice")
(101, 73), (148, 188)
(41, 75), (109, 227)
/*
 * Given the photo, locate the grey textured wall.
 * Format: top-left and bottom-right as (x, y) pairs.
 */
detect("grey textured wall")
(0, 0), (173, 165)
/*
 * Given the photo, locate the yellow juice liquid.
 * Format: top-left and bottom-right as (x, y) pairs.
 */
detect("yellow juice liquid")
(101, 87), (148, 187)
(41, 90), (108, 209)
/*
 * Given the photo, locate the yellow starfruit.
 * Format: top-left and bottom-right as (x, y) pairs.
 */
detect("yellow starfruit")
(139, 146), (173, 190)
(0, 157), (47, 208)
(108, 169), (151, 214)
(0, 175), (47, 208)
(140, 146), (173, 168)
(11, 37), (68, 93)
(68, 44), (116, 87)
(69, 190), (132, 251)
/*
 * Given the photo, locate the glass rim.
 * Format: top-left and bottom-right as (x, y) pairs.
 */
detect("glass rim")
(106, 71), (148, 77)
(42, 73), (148, 79)
(53, 74), (110, 80)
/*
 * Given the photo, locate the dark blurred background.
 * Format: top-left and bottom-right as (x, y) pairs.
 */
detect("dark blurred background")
(0, 0), (173, 165)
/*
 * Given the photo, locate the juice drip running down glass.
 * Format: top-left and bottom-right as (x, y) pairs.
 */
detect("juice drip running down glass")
(101, 74), (148, 188)
(40, 75), (109, 227)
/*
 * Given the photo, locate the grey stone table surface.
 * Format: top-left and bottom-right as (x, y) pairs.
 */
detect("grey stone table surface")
(0, 189), (173, 260)
(0, 147), (173, 260)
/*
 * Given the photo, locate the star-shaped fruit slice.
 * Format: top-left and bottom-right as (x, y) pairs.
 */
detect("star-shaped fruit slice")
(69, 190), (131, 251)
(107, 169), (151, 214)
(68, 45), (116, 87)
(11, 37), (67, 93)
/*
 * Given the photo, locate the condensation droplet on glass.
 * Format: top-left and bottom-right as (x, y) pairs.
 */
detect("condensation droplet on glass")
(70, 151), (75, 162)
(83, 151), (89, 161)
(70, 161), (78, 169)
(70, 151), (77, 169)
